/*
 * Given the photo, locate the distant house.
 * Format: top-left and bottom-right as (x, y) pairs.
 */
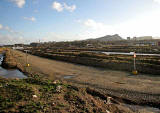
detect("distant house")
(14, 44), (24, 47)
(136, 36), (153, 40)
(12, 43), (24, 50)
(133, 37), (137, 41)
(30, 43), (40, 47)
(12, 47), (24, 50)
(86, 44), (94, 48)
(134, 40), (157, 46)
(127, 37), (130, 40)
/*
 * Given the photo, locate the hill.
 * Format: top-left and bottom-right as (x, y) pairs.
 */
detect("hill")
(87, 34), (123, 41)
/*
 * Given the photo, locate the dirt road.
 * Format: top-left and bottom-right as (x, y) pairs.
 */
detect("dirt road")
(13, 50), (160, 105)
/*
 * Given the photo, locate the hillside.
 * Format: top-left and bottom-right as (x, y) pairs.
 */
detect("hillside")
(87, 34), (123, 41)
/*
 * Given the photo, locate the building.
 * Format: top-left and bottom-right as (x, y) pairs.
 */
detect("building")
(133, 37), (137, 40)
(30, 43), (40, 47)
(86, 44), (94, 48)
(12, 47), (24, 50)
(14, 44), (24, 47)
(134, 40), (158, 46)
(136, 36), (153, 40)
(127, 37), (130, 40)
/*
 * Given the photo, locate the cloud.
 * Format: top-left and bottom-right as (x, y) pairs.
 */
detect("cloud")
(0, 34), (27, 45)
(41, 32), (80, 42)
(64, 3), (76, 12)
(76, 19), (82, 23)
(80, 9), (160, 39)
(32, 0), (38, 4)
(4, 26), (14, 33)
(84, 19), (106, 30)
(10, 0), (25, 8)
(52, 1), (76, 12)
(24, 17), (36, 22)
(52, 1), (63, 12)
(0, 24), (3, 29)
(0, 24), (27, 44)
(82, 19), (115, 38)
(0, 24), (14, 33)
(115, 10), (160, 37)
(153, 0), (160, 4)
(34, 10), (38, 13)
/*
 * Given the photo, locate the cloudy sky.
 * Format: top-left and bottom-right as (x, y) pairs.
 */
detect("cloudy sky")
(0, 0), (160, 44)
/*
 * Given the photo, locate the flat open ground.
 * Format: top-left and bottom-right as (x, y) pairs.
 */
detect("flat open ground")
(13, 50), (160, 104)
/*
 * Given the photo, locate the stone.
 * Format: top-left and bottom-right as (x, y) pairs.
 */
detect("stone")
(53, 80), (60, 84)
(32, 95), (37, 98)
(56, 85), (62, 93)
(107, 97), (112, 105)
(52, 102), (55, 106)
(106, 109), (111, 113)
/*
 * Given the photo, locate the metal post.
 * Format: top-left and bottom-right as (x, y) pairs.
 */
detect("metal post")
(134, 56), (136, 70)
(132, 52), (138, 75)
(26, 50), (28, 66)
(25, 50), (29, 67)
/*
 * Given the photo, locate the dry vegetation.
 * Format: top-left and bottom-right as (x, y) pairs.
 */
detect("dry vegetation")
(0, 76), (134, 113)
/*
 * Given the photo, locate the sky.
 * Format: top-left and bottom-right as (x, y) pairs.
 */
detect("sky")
(0, 0), (160, 44)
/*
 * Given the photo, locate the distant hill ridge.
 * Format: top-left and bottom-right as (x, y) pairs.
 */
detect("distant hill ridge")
(87, 34), (123, 41)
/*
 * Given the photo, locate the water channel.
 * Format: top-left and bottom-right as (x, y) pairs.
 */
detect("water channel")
(0, 54), (27, 79)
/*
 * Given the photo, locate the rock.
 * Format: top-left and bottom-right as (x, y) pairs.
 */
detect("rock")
(56, 85), (62, 93)
(53, 80), (60, 84)
(15, 78), (20, 81)
(4, 83), (9, 87)
(32, 95), (37, 98)
(53, 81), (57, 84)
(52, 102), (55, 106)
(106, 109), (111, 113)
(0, 84), (3, 88)
(107, 97), (112, 105)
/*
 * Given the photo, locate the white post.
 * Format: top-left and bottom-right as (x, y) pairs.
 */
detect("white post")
(134, 56), (136, 70)
(26, 50), (27, 66)
(25, 50), (29, 67)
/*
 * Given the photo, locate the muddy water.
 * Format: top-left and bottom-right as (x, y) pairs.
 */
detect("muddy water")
(0, 54), (27, 79)
(102, 52), (160, 56)
(88, 51), (160, 56)
(63, 75), (75, 79)
(123, 103), (160, 113)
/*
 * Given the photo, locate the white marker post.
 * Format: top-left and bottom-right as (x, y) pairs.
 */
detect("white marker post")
(24, 50), (29, 67)
(132, 52), (138, 75)
(134, 53), (136, 70)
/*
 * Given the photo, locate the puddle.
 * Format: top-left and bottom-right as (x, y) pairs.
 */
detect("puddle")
(0, 54), (27, 79)
(63, 75), (75, 79)
(102, 52), (160, 56)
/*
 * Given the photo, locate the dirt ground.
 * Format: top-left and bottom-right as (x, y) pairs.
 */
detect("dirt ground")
(12, 50), (160, 105)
